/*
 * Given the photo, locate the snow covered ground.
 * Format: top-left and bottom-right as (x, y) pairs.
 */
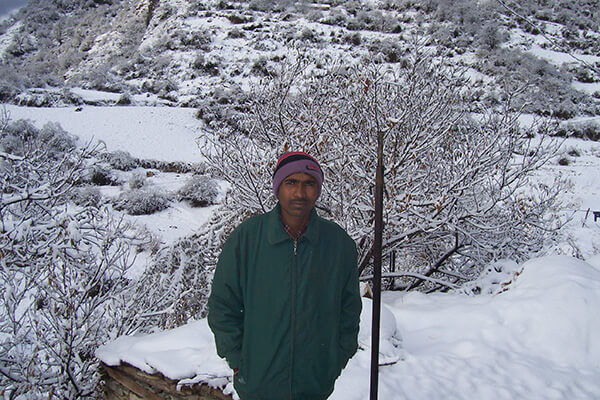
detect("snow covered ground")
(4, 100), (600, 399)
(3, 104), (204, 162)
(97, 255), (600, 399)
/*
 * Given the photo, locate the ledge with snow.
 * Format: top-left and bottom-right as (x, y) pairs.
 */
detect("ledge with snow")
(95, 318), (235, 399)
(96, 256), (600, 399)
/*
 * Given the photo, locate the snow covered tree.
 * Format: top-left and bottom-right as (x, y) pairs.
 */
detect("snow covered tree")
(0, 120), (151, 398)
(201, 52), (564, 291)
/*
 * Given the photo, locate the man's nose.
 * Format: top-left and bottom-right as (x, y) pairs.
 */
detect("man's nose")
(293, 184), (307, 198)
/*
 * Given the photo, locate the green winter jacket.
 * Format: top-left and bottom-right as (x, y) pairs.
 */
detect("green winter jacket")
(208, 203), (361, 400)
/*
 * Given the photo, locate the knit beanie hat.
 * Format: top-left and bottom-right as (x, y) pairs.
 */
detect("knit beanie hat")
(272, 152), (324, 198)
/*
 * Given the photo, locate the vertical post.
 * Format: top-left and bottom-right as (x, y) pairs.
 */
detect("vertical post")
(390, 251), (396, 289)
(370, 129), (384, 400)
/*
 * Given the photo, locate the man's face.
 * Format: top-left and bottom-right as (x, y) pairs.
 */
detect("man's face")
(278, 172), (319, 221)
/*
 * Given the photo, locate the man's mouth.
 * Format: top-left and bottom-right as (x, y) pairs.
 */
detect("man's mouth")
(290, 200), (308, 206)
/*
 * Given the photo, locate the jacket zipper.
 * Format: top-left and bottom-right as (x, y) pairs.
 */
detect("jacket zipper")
(290, 238), (298, 399)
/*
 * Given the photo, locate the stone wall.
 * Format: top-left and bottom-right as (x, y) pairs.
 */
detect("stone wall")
(100, 363), (233, 400)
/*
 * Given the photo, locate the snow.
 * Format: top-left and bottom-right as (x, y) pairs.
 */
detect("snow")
(2, 104), (206, 162)
(528, 45), (600, 67)
(96, 256), (600, 399)
(572, 81), (600, 95)
(4, 98), (600, 398)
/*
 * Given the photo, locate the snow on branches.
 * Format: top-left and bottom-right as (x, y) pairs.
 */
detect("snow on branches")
(202, 52), (565, 292)
(0, 119), (151, 398)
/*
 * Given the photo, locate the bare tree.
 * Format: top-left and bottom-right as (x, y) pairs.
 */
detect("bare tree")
(201, 51), (564, 291)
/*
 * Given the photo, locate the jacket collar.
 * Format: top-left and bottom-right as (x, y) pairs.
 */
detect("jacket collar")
(268, 203), (319, 246)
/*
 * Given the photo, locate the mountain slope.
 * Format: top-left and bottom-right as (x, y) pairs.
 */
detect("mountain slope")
(0, 0), (598, 120)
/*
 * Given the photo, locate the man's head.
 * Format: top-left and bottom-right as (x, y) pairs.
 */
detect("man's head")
(273, 152), (324, 199)
(273, 152), (324, 220)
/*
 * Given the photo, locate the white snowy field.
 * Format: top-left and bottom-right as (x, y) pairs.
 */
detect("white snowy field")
(3, 103), (205, 162)
(4, 101), (600, 399)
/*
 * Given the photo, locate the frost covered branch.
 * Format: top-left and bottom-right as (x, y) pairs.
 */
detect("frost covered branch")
(202, 51), (565, 292)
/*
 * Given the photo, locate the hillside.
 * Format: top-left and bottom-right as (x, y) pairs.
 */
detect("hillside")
(0, 0), (599, 123)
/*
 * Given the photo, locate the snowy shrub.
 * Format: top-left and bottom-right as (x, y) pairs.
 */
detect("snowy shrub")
(129, 207), (245, 328)
(71, 185), (103, 207)
(154, 79), (179, 100)
(299, 27), (318, 42)
(155, 3), (176, 21)
(139, 159), (204, 174)
(344, 32), (362, 45)
(558, 156), (570, 166)
(0, 207), (142, 399)
(476, 22), (507, 51)
(116, 93), (132, 105)
(215, 1), (235, 10)
(1, 120), (77, 161)
(15, 90), (56, 107)
(177, 174), (220, 207)
(251, 57), (272, 76)
(306, 9), (324, 22)
(113, 187), (170, 215)
(128, 170), (147, 189)
(192, 54), (221, 76)
(88, 164), (120, 186)
(369, 39), (404, 63)
(478, 48), (596, 117)
(556, 121), (600, 141)
(573, 65), (597, 83)
(347, 9), (401, 33)
(249, 0), (294, 12)
(38, 121), (78, 157)
(178, 30), (212, 51)
(321, 6), (348, 26)
(101, 150), (139, 171)
(0, 79), (20, 102)
(0, 119), (148, 398)
(194, 86), (250, 130)
(227, 27), (246, 38)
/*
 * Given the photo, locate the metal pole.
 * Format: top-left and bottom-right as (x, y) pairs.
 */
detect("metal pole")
(370, 129), (384, 400)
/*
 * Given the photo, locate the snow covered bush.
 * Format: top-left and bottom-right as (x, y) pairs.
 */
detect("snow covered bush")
(556, 120), (600, 141)
(0, 120), (148, 398)
(71, 185), (103, 207)
(478, 48), (596, 118)
(249, 0), (295, 12)
(347, 9), (401, 33)
(368, 38), (404, 63)
(113, 187), (170, 215)
(101, 149), (139, 171)
(128, 170), (147, 189)
(201, 53), (564, 291)
(177, 174), (220, 207)
(321, 6), (349, 26)
(88, 163), (120, 186)
(128, 206), (246, 329)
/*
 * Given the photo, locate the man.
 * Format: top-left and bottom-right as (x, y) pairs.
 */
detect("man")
(208, 152), (362, 400)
